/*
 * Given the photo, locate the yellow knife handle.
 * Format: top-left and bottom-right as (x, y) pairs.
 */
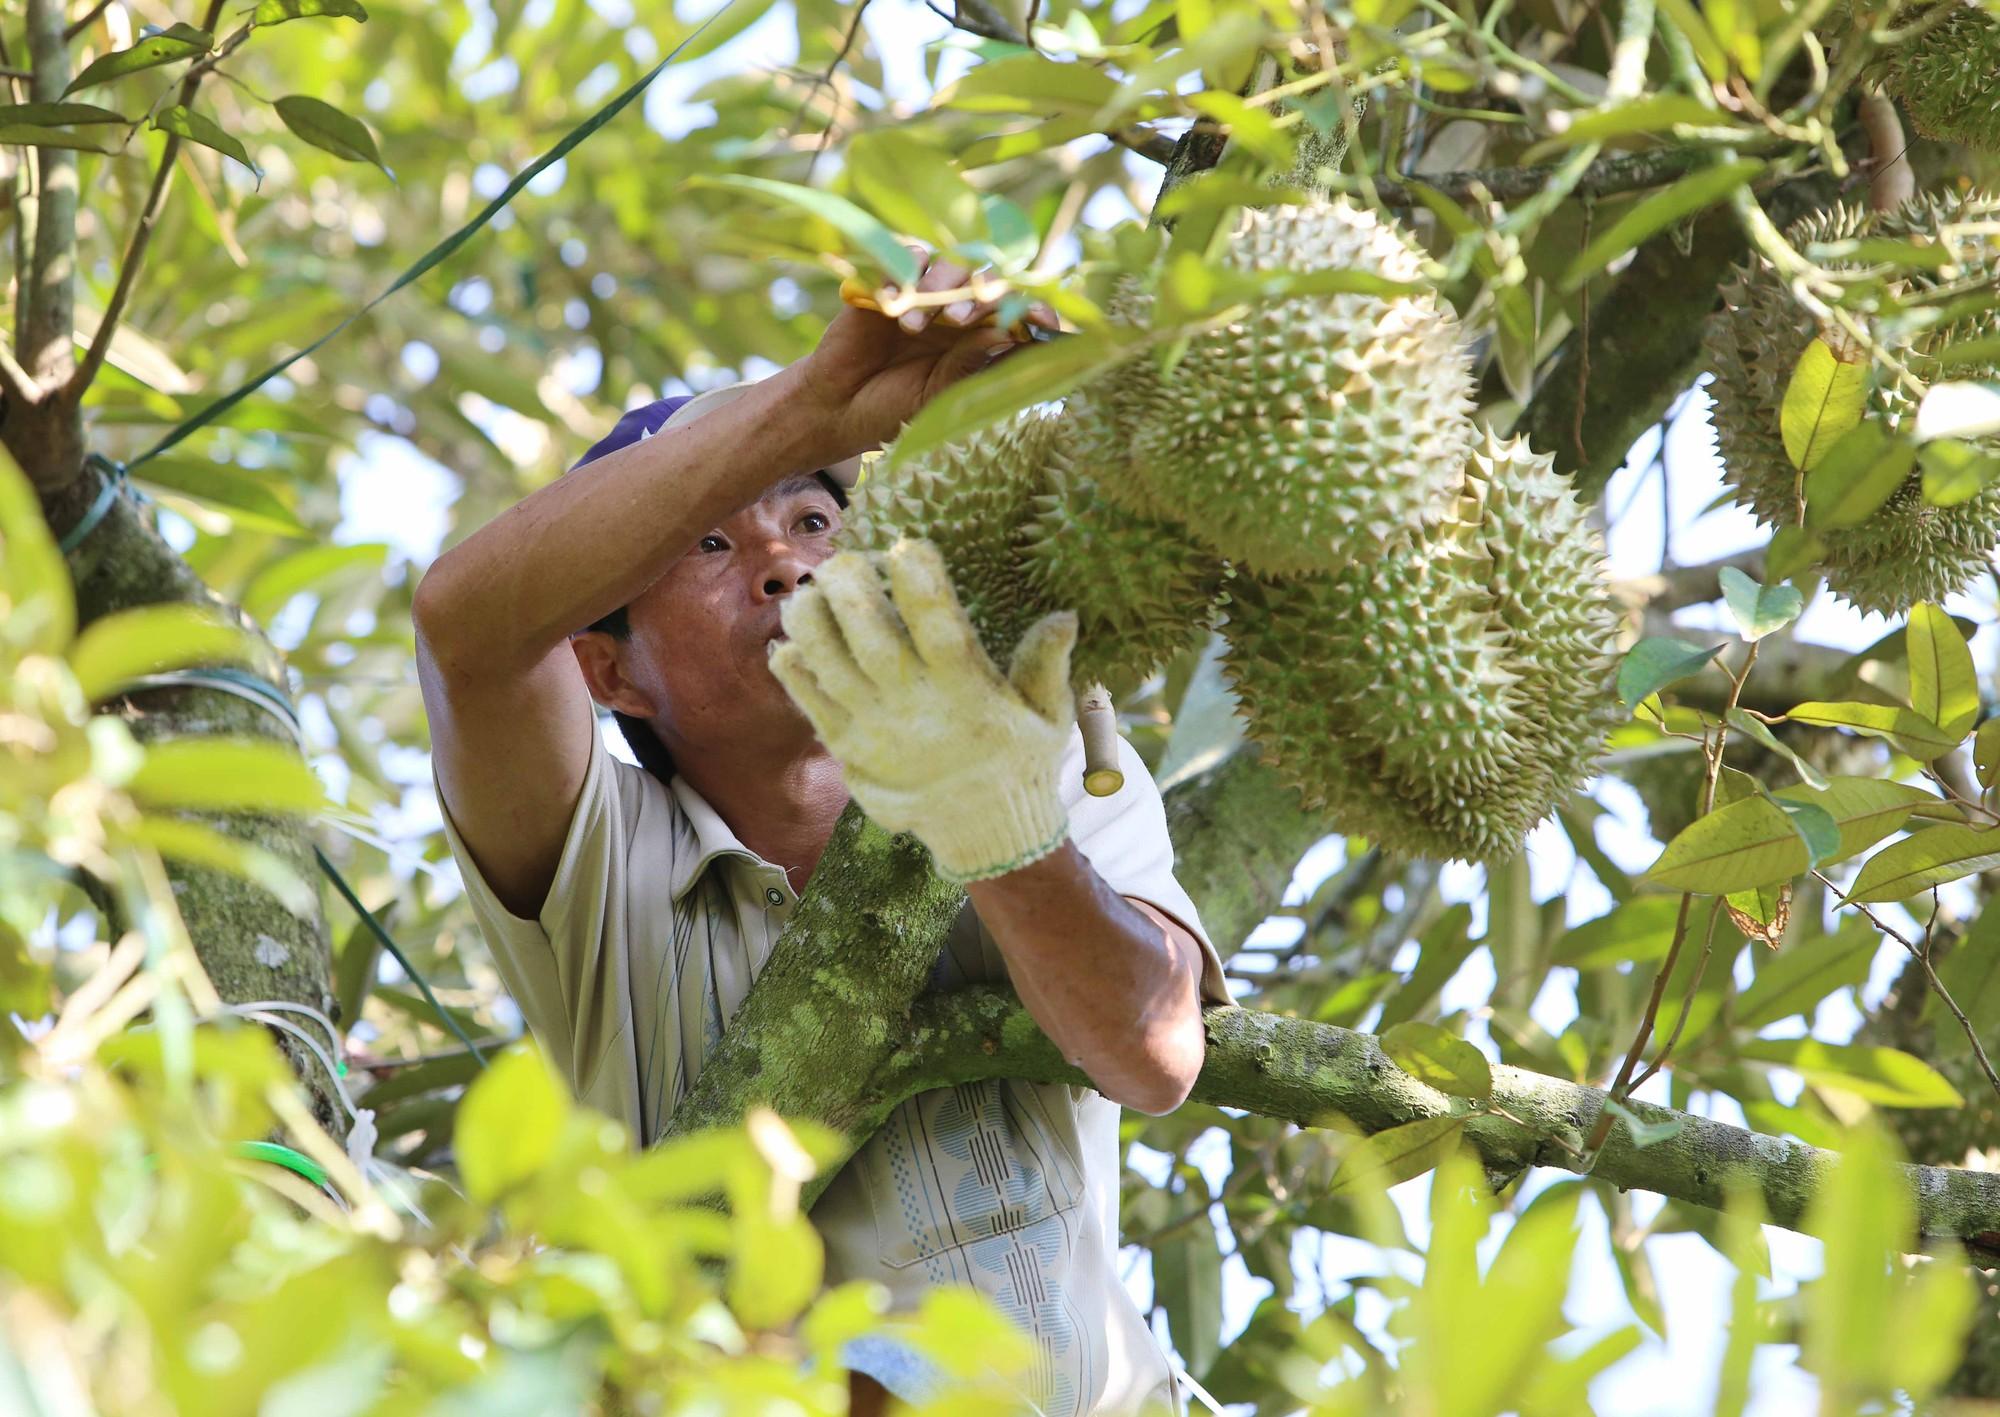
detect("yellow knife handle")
(838, 275), (1056, 341)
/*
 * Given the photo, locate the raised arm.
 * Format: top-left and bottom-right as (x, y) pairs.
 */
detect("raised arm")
(412, 363), (839, 916)
(414, 256), (1041, 918)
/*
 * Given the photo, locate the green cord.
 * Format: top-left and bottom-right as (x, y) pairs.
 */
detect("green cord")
(234, 1140), (333, 1192)
(315, 845), (488, 1067)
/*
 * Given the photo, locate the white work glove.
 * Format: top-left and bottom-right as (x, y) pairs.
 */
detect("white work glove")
(767, 539), (1077, 884)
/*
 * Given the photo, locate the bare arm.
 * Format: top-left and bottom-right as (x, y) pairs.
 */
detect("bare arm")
(965, 842), (1208, 1115)
(414, 256), (1045, 919)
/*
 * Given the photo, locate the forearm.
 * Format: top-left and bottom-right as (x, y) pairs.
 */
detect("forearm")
(964, 842), (1206, 1115)
(413, 359), (841, 675)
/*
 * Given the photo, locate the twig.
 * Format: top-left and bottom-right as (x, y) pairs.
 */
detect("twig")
(0, 337), (37, 406)
(1628, 895), (1725, 1090)
(800, 0), (870, 181)
(62, 0), (115, 40)
(1822, 872), (2000, 1105)
(69, 0), (228, 401)
(1587, 891), (1696, 1151)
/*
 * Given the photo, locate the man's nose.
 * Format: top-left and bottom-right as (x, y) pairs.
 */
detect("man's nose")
(756, 544), (817, 600)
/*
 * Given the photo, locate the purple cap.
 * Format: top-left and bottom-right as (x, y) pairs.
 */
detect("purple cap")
(570, 379), (868, 486)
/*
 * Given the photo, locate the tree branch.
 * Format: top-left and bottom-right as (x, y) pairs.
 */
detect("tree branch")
(70, 0), (226, 402)
(21, 0), (76, 395)
(62, 0), (116, 42)
(886, 987), (2000, 1262)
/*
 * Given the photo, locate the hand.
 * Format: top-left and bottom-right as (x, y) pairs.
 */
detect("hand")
(766, 539), (1077, 883)
(791, 247), (1062, 461)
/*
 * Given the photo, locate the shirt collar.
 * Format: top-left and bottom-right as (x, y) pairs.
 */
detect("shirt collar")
(666, 773), (763, 902)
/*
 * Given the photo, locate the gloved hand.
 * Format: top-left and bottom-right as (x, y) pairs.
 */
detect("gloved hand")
(767, 539), (1077, 884)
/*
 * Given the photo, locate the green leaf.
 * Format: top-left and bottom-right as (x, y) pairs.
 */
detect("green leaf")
(1734, 921), (1880, 1030)
(126, 740), (327, 814)
(843, 129), (982, 252)
(884, 325), (1146, 470)
(943, 52), (1122, 115)
(1765, 525), (1825, 581)
(1743, 1040), (1962, 1107)
(63, 24), (213, 95)
(1377, 904), (1477, 1030)
(273, 95), (388, 174)
(455, 1044), (572, 1202)
(1804, 422), (1916, 529)
(1771, 795), (1841, 868)
(1718, 566), (1802, 642)
(68, 603), (258, 703)
(1785, 699), (1957, 760)
(1153, 1225), (1225, 1378)
(1978, 719), (2000, 789)
(688, 174), (919, 286)
(1553, 894), (1685, 969)
(1848, 824), (2000, 902)
(1092, 12), (1267, 128)
(1781, 338), (1871, 472)
(1560, 159), (1763, 292)
(1602, 1098), (1687, 1149)
(1907, 603), (1980, 739)
(252, 0), (368, 21)
(1930, 899), (2000, 1056)
(1724, 709), (1828, 789)
(1642, 778), (1935, 893)
(125, 817), (315, 918)
(0, 102), (127, 125)
(1380, 1022), (1492, 1101)
(153, 105), (258, 176)
(1329, 1115), (1470, 1195)
(0, 124), (114, 152)
(1918, 437), (2000, 507)
(1617, 637), (1723, 707)
(134, 455), (309, 538)
(1656, 0), (1731, 80)
(1935, 335), (2000, 371)
(1522, 95), (1730, 158)
(241, 542), (389, 624)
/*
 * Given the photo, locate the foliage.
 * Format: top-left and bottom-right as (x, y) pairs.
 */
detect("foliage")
(3, 0), (2000, 1410)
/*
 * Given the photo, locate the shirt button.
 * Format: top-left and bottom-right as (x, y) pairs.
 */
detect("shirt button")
(765, 887), (785, 907)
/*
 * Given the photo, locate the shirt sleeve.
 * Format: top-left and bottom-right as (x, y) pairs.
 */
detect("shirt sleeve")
(1064, 730), (1233, 1008)
(432, 718), (636, 1100)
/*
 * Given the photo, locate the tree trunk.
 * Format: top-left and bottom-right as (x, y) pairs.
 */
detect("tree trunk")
(39, 460), (343, 1130)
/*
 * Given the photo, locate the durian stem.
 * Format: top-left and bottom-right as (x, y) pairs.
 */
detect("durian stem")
(1077, 683), (1125, 797)
(1859, 90), (1915, 213)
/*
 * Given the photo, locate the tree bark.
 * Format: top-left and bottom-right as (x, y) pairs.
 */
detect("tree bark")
(45, 461), (344, 1130)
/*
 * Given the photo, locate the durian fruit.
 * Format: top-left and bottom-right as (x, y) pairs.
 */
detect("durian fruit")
(1889, 4), (2000, 154)
(1703, 191), (2000, 614)
(1099, 199), (1478, 575)
(1221, 431), (1621, 862)
(1021, 437), (1228, 692)
(837, 407), (1056, 666)
(841, 408), (1230, 693)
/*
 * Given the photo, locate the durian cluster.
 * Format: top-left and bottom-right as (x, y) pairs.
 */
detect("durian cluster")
(1888, 4), (2000, 155)
(843, 199), (1623, 863)
(1703, 191), (2000, 615)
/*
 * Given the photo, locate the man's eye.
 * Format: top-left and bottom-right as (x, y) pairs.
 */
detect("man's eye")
(699, 534), (727, 553)
(800, 511), (832, 533)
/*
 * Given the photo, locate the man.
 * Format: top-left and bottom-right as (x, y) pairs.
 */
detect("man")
(413, 253), (1230, 1416)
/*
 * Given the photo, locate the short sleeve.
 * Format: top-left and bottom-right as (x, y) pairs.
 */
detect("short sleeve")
(433, 721), (636, 1101)
(1065, 731), (1233, 1008)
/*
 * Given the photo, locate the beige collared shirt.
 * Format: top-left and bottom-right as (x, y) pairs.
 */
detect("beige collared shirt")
(436, 718), (1229, 1416)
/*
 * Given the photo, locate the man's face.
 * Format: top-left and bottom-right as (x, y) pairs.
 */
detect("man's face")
(589, 475), (845, 751)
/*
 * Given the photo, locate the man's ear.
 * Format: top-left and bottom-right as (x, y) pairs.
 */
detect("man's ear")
(571, 631), (657, 719)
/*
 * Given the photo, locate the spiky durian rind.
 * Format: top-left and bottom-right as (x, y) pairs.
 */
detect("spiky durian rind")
(1096, 200), (1478, 575)
(838, 408), (1058, 665)
(1702, 191), (2000, 614)
(1890, 5), (2000, 153)
(1221, 431), (1622, 863)
(1022, 431), (1230, 692)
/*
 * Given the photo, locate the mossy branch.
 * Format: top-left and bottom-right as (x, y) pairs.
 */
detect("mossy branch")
(879, 986), (2000, 1263)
